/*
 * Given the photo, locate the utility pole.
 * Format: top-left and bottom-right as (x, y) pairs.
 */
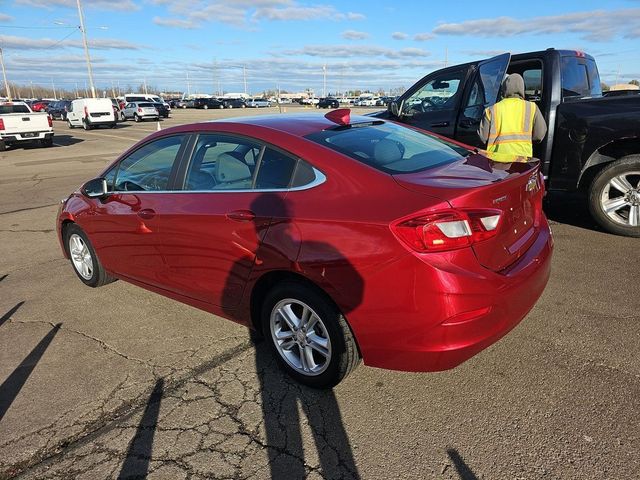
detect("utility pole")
(243, 65), (247, 95)
(75, 82), (79, 98)
(186, 71), (191, 96)
(76, 0), (96, 98)
(143, 77), (148, 95)
(51, 78), (57, 99)
(0, 47), (12, 101)
(30, 80), (34, 99)
(322, 64), (327, 98)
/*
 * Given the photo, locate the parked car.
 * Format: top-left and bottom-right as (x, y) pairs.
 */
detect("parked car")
(603, 89), (640, 98)
(122, 102), (159, 122)
(152, 102), (170, 118)
(246, 98), (271, 108)
(193, 97), (224, 109)
(0, 101), (54, 151)
(30, 100), (52, 112)
(56, 110), (552, 388)
(378, 48), (640, 237)
(47, 100), (72, 120)
(221, 97), (246, 109)
(170, 99), (186, 109)
(124, 94), (171, 111)
(67, 98), (116, 130)
(317, 97), (340, 109)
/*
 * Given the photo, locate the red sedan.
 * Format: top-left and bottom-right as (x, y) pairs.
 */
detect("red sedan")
(56, 110), (552, 388)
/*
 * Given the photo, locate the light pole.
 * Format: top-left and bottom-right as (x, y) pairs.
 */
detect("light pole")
(322, 64), (327, 98)
(76, 0), (96, 98)
(243, 65), (247, 95)
(0, 47), (12, 101)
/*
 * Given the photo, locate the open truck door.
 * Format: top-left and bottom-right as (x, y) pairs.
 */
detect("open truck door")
(454, 53), (511, 147)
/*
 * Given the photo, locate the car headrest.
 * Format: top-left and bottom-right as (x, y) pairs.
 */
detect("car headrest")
(215, 153), (251, 183)
(374, 139), (403, 165)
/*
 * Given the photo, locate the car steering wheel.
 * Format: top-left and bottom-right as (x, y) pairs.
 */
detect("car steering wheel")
(420, 98), (436, 112)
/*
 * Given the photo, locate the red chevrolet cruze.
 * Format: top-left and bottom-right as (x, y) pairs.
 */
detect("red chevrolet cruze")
(57, 110), (552, 388)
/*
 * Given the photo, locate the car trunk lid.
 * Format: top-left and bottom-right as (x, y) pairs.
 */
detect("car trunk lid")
(393, 153), (544, 272)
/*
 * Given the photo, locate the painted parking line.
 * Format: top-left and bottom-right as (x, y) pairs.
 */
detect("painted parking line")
(82, 131), (147, 142)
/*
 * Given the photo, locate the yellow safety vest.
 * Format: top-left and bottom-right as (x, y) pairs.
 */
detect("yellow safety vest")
(485, 97), (536, 158)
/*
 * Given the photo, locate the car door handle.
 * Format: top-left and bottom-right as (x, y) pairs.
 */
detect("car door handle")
(226, 210), (256, 222)
(430, 121), (449, 128)
(137, 208), (156, 220)
(460, 119), (480, 128)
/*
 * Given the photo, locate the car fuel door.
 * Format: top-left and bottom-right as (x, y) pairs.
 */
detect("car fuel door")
(455, 53), (511, 147)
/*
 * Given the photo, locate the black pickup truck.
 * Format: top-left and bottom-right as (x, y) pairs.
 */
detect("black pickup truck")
(376, 49), (640, 237)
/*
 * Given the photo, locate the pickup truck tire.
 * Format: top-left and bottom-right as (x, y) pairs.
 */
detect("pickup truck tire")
(588, 155), (640, 237)
(0, 140), (6, 152)
(40, 138), (53, 148)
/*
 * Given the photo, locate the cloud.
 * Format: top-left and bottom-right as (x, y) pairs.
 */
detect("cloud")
(0, 13), (13, 22)
(341, 30), (369, 40)
(150, 0), (365, 29)
(391, 32), (408, 40)
(433, 8), (640, 41)
(153, 16), (198, 29)
(413, 32), (435, 41)
(282, 44), (430, 59)
(0, 34), (143, 51)
(15, 0), (139, 11)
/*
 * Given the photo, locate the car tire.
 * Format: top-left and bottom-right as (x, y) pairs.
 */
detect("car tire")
(67, 120), (74, 129)
(83, 120), (91, 131)
(228, 104), (233, 109)
(588, 155), (640, 237)
(0, 140), (6, 152)
(134, 114), (141, 122)
(241, 104), (246, 108)
(261, 282), (360, 389)
(64, 224), (116, 288)
(182, 105), (187, 109)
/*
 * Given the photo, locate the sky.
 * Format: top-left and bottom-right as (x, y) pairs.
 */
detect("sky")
(1, 0), (640, 96)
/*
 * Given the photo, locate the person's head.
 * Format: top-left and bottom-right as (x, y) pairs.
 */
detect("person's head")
(502, 73), (525, 99)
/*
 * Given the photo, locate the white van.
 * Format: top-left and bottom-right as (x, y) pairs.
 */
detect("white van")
(67, 98), (116, 130)
(125, 94), (170, 110)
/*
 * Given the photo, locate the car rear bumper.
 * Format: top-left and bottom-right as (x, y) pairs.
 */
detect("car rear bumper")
(352, 223), (553, 372)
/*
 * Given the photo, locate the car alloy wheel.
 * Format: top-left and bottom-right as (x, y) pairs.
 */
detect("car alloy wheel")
(203, 104), (209, 109)
(270, 298), (332, 376)
(69, 233), (94, 280)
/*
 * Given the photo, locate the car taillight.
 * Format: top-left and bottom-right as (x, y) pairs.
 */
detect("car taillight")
(391, 209), (502, 253)
(138, 108), (142, 113)
(47, 115), (53, 127)
(0, 118), (4, 130)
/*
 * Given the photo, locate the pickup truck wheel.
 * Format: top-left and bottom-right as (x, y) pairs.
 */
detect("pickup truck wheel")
(588, 155), (640, 237)
(262, 282), (360, 388)
(64, 224), (116, 288)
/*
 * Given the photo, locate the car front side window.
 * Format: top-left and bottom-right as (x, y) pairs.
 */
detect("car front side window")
(402, 68), (465, 115)
(113, 135), (186, 192)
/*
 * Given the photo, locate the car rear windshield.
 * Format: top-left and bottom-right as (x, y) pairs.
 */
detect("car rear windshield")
(0, 104), (31, 114)
(305, 121), (469, 174)
(138, 102), (153, 107)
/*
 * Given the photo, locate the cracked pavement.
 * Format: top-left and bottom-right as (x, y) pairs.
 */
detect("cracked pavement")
(1, 108), (639, 479)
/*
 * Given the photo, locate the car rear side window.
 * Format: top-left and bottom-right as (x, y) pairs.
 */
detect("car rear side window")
(0, 104), (31, 114)
(112, 135), (185, 191)
(306, 122), (467, 174)
(561, 56), (602, 99)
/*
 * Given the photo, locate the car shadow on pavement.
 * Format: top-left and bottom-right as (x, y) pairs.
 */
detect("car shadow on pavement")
(52, 135), (84, 147)
(117, 378), (164, 480)
(544, 192), (603, 233)
(0, 322), (61, 421)
(221, 193), (363, 479)
(447, 449), (479, 480)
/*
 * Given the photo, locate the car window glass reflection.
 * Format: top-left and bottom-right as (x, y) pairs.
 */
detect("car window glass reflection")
(184, 135), (262, 191)
(114, 136), (185, 192)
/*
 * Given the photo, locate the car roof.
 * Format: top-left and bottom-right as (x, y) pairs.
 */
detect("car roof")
(214, 112), (379, 137)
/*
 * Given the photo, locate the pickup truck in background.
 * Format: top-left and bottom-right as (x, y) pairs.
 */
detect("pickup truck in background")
(377, 49), (640, 237)
(0, 101), (54, 152)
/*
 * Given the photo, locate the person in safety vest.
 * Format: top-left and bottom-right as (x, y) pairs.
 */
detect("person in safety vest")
(477, 73), (547, 160)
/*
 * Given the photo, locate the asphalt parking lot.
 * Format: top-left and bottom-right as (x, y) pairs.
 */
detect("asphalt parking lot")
(0, 105), (639, 479)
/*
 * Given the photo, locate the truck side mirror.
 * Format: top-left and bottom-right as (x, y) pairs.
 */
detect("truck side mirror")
(82, 177), (108, 198)
(389, 100), (401, 117)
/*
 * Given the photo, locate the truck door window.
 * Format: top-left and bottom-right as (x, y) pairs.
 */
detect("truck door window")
(402, 68), (465, 115)
(523, 69), (542, 101)
(561, 56), (602, 99)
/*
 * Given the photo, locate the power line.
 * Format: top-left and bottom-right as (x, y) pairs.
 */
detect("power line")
(0, 25), (76, 30)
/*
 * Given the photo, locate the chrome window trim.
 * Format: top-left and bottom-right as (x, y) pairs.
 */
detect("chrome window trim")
(107, 168), (326, 195)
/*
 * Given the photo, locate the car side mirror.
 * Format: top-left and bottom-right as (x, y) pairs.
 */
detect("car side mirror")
(82, 177), (108, 198)
(389, 99), (404, 117)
